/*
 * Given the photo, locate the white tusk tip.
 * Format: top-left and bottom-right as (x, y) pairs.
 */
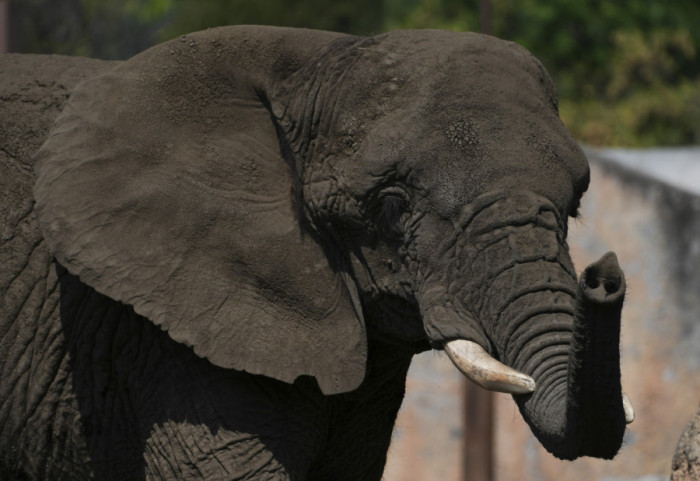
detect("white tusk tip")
(622, 392), (635, 424)
(444, 339), (536, 394)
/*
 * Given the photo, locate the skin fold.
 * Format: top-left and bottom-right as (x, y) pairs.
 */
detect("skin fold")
(1, 26), (628, 480)
(671, 404), (700, 481)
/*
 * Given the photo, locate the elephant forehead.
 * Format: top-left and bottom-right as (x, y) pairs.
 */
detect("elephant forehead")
(319, 31), (552, 140)
(351, 92), (587, 217)
(299, 30), (588, 212)
(407, 134), (585, 219)
(408, 70), (587, 214)
(350, 30), (556, 113)
(333, 32), (580, 161)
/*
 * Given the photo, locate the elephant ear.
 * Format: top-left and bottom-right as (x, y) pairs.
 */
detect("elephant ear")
(33, 26), (367, 394)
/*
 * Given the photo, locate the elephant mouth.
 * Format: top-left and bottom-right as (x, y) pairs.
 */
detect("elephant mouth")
(362, 294), (427, 345)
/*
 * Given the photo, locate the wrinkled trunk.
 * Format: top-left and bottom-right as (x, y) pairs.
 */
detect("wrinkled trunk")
(506, 252), (626, 459)
(420, 192), (627, 459)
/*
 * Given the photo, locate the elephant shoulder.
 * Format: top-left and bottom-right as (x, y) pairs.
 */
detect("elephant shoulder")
(0, 53), (104, 473)
(0, 54), (116, 297)
(0, 54), (116, 374)
(0, 54), (117, 174)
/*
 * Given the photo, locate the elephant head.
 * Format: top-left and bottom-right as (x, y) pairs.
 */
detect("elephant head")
(33, 26), (631, 460)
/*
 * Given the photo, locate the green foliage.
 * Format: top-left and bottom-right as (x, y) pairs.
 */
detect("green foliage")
(486, 0), (700, 98)
(560, 80), (700, 147)
(377, 0), (700, 146)
(559, 28), (700, 146)
(478, 0), (700, 146)
(8, 0), (172, 59)
(9, 0), (85, 56)
(8, 0), (699, 145)
(383, 0), (479, 31)
(159, 0), (384, 39)
(606, 29), (696, 100)
(123, 0), (176, 22)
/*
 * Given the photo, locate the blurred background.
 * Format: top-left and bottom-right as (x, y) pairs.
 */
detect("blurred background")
(2, 0), (699, 147)
(2, 1), (699, 480)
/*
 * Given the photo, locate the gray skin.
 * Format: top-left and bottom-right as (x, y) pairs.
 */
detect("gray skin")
(1, 26), (628, 480)
(671, 404), (700, 481)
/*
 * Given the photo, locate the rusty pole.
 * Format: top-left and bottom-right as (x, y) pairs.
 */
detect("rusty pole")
(0, 1), (8, 53)
(481, 0), (492, 35)
(463, 8), (495, 481)
(463, 381), (494, 481)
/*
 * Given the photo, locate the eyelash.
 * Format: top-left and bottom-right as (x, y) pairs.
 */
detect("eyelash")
(569, 198), (582, 218)
(378, 195), (406, 228)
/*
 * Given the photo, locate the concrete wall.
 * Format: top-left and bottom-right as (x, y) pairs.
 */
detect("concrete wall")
(383, 351), (465, 481)
(385, 148), (700, 481)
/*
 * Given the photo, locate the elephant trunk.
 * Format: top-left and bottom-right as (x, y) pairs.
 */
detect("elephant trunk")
(418, 192), (629, 460)
(506, 252), (626, 459)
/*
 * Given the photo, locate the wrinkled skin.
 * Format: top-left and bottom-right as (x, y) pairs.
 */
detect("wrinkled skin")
(671, 404), (700, 481)
(1, 26), (629, 480)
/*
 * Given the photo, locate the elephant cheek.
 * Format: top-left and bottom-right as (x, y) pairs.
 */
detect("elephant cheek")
(418, 290), (491, 350)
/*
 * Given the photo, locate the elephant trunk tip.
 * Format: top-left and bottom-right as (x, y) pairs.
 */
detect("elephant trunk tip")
(580, 251), (625, 305)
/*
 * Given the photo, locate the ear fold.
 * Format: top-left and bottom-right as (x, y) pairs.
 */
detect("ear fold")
(33, 26), (367, 394)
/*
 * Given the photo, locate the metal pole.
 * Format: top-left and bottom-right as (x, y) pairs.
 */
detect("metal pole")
(481, 0), (492, 35)
(0, 1), (8, 53)
(463, 381), (494, 481)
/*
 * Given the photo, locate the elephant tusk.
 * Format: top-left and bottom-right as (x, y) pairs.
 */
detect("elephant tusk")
(444, 339), (536, 394)
(622, 392), (635, 424)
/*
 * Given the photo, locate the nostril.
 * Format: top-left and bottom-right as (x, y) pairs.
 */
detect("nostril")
(583, 277), (619, 294)
(604, 280), (619, 294)
(580, 252), (625, 304)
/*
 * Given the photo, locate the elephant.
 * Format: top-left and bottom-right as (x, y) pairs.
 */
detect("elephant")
(671, 403), (700, 481)
(0, 25), (634, 480)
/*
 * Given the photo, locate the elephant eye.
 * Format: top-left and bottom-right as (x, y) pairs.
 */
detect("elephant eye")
(376, 188), (408, 235)
(568, 196), (582, 218)
(570, 170), (589, 218)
